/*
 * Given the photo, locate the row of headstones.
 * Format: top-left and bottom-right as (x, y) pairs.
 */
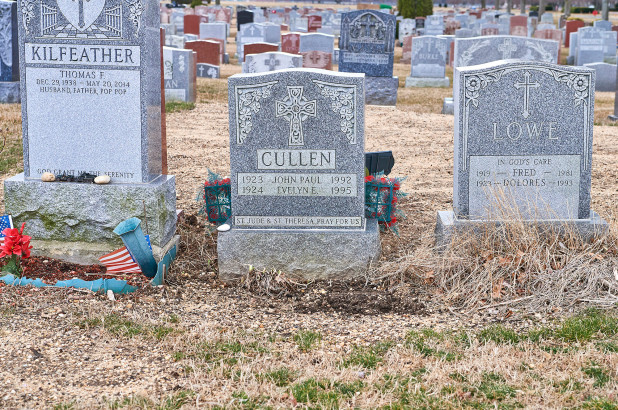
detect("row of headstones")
(2, 0), (616, 280)
(218, 58), (609, 280)
(399, 11), (558, 40)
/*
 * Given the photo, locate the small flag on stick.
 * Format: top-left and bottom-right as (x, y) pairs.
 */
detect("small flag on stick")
(0, 215), (14, 245)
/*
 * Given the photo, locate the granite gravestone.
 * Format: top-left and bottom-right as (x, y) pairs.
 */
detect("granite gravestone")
(436, 60), (606, 246)
(163, 47), (197, 103)
(301, 50), (332, 70)
(307, 15), (322, 32)
(610, 64), (618, 121)
(237, 23), (267, 61)
(576, 28), (605, 66)
(243, 51), (302, 73)
(243, 43), (279, 61)
(509, 15), (528, 37)
(237, 10), (254, 30)
(299, 33), (335, 54)
(584, 62), (617, 91)
(594, 20), (612, 31)
(425, 15), (444, 36)
(197, 62), (219, 78)
(399, 18), (416, 42)
(339, 10), (398, 106)
(565, 20), (584, 48)
(6, 0), (177, 263)
(218, 69), (380, 281)
(481, 23), (500, 36)
(406, 36), (450, 87)
(401, 35), (413, 63)
(453, 36), (560, 68)
(185, 40), (221, 66)
(281, 33), (301, 54)
(0, 0), (19, 103)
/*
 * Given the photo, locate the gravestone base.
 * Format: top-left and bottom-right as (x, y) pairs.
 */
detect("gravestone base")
(609, 115), (618, 121)
(365, 76), (398, 106)
(0, 82), (20, 103)
(224, 53), (230, 64)
(29, 235), (180, 265)
(435, 210), (609, 250)
(405, 76), (450, 88)
(4, 174), (177, 264)
(566, 56), (575, 65)
(442, 97), (454, 115)
(217, 219), (381, 282)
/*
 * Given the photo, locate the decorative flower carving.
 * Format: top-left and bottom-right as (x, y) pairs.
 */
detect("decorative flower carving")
(21, 0), (36, 35)
(125, 0), (143, 38)
(313, 80), (357, 144)
(235, 82), (277, 144)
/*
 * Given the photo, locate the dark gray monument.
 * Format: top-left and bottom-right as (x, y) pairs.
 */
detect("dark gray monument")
(339, 10), (398, 106)
(436, 60), (607, 246)
(0, 0), (19, 103)
(5, 0), (177, 263)
(218, 69), (380, 281)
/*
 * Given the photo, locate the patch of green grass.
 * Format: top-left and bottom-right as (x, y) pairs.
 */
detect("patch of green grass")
(341, 341), (393, 369)
(552, 309), (618, 343)
(554, 377), (584, 393)
(406, 330), (460, 361)
(104, 390), (194, 410)
(478, 325), (521, 345)
(0, 137), (23, 175)
(52, 402), (75, 410)
(165, 101), (195, 113)
(257, 367), (297, 387)
(75, 314), (174, 340)
(293, 329), (322, 352)
(596, 341), (618, 353)
(290, 378), (365, 408)
(228, 391), (267, 409)
(582, 362), (611, 388)
(581, 397), (618, 409)
(167, 314), (180, 324)
(189, 339), (269, 366)
(449, 372), (467, 383)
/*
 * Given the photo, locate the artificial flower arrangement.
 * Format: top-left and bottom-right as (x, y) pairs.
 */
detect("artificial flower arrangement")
(199, 170), (231, 225)
(0, 223), (33, 277)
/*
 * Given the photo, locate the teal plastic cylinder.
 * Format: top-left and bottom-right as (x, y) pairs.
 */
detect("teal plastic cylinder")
(113, 217), (158, 278)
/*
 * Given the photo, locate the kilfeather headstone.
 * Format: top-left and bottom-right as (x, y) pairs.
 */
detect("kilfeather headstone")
(5, 0), (178, 263)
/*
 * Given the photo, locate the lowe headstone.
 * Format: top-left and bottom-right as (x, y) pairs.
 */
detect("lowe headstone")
(218, 69), (380, 281)
(436, 60), (606, 246)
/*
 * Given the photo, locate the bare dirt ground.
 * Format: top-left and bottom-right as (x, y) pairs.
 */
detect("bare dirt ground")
(1, 8), (618, 409)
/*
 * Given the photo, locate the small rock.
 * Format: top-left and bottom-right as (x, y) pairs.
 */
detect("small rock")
(217, 223), (231, 232)
(106, 290), (116, 301)
(41, 172), (55, 182)
(94, 175), (111, 184)
(358, 371), (365, 379)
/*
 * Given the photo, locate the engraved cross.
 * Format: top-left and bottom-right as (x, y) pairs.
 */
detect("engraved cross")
(514, 71), (540, 119)
(264, 55), (281, 71)
(276, 86), (317, 146)
(72, 0), (91, 28)
(498, 38), (517, 59)
(359, 14), (374, 37)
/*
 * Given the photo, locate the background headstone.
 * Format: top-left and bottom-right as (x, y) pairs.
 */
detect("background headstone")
(406, 36), (450, 87)
(454, 36), (560, 68)
(0, 0), (19, 103)
(243, 51), (302, 73)
(164, 47), (197, 103)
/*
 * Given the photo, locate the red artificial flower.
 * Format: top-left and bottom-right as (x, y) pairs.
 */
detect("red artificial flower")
(0, 223), (32, 259)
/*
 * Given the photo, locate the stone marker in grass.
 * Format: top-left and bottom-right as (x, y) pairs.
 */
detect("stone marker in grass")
(218, 69), (380, 281)
(436, 60), (608, 247)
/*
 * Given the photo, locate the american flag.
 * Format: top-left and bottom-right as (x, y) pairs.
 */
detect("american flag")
(99, 236), (152, 274)
(0, 215), (14, 245)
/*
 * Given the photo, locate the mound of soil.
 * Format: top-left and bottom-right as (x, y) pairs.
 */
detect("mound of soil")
(1, 256), (150, 287)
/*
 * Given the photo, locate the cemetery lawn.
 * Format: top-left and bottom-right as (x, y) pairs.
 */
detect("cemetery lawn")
(1, 9), (618, 406)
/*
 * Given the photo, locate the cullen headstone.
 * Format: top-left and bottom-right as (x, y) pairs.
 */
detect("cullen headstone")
(436, 60), (606, 245)
(0, 0), (19, 103)
(6, 0), (177, 262)
(218, 69), (380, 281)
